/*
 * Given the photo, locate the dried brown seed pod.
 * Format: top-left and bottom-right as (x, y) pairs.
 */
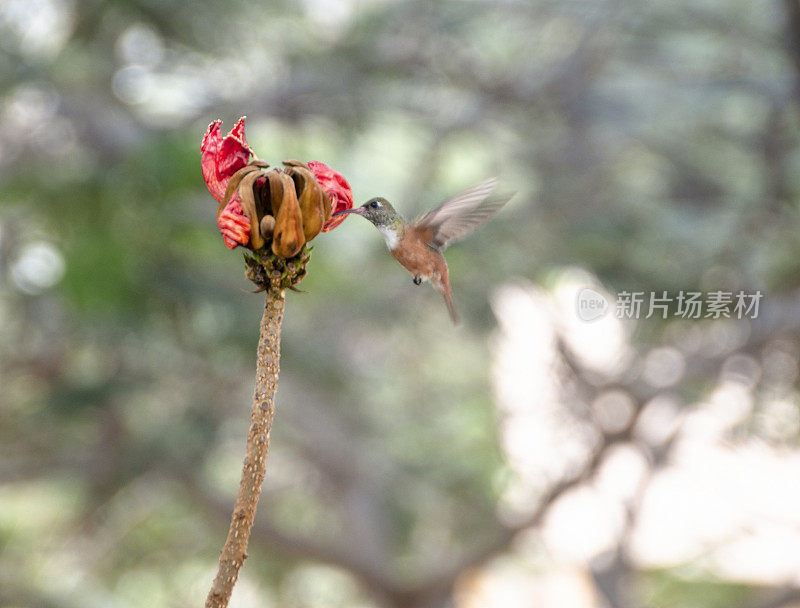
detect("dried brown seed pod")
(266, 171), (286, 218)
(302, 186), (326, 241)
(237, 171), (267, 250)
(271, 172), (305, 258)
(283, 162), (326, 242)
(320, 189), (332, 223)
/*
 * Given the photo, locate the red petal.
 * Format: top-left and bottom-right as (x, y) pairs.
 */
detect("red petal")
(217, 196), (251, 249)
(334, 172), (349, 189)
(201, 121), (225, 201)
(308, 161), (354, 231)
(201, 120), (222, 154)
(201, 118), (253, 203)
(216, 135), (251, 184)
(228, 116), (248, 148)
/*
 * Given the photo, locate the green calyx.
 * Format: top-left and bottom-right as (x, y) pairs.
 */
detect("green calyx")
(243, 246), (312, 294)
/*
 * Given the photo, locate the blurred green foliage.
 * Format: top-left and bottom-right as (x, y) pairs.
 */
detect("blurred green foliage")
(1, 0), (800, 607)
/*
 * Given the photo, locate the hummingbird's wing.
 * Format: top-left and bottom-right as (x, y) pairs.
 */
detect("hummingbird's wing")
(414, 178), (507, 250)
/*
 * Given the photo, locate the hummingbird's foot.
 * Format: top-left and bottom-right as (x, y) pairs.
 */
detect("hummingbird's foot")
(413, 275), (422, 286)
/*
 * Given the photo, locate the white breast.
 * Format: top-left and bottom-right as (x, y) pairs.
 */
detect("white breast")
(378, 226), (400, 250)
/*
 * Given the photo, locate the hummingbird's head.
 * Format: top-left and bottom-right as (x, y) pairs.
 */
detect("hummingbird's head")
(333, 197), (398, 227)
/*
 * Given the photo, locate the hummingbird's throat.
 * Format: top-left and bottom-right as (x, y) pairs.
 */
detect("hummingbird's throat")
(377, 225), (400, 250)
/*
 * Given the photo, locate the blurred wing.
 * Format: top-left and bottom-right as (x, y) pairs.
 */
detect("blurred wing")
(415, 178), (508, 249)
(416, 178), (497, 227)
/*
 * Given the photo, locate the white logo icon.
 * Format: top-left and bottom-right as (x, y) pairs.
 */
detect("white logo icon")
(576, 287), (609, 322)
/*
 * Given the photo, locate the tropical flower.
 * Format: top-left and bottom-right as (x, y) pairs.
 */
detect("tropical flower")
(201, 118), (353, 252)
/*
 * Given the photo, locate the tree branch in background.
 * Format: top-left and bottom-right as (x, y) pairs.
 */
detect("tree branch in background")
(205, 289), (285, 608)
(783, 0), (800, 99)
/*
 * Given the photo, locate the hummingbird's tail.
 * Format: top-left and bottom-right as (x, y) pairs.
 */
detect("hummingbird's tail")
(443, 290), (460, 326)
(435, 275), (460, 326)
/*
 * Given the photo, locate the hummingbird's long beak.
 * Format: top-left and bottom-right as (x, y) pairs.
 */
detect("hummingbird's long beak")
(332, 206), (364, 217)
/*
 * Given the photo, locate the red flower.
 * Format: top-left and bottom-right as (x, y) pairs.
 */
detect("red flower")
(307, 161), (353, 231)
(201, 117), (252, 202)
(202, 118), (354, 250)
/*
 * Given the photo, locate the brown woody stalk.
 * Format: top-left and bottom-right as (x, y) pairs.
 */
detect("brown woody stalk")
(205, 287), (285, 608)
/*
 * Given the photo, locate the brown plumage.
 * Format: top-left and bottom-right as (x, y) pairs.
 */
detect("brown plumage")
(389, 227), (458, 323)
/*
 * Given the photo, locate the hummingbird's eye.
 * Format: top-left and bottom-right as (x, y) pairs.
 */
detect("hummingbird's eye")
(369, 201), (380, 209)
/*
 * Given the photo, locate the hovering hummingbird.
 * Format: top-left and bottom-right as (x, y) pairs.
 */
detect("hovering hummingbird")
(332, 178), (509, 325)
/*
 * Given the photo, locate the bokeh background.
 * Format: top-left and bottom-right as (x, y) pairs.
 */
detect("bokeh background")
(2, 0), (800, 607)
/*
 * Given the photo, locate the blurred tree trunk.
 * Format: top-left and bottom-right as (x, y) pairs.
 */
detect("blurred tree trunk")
(783, 0), (800, 99)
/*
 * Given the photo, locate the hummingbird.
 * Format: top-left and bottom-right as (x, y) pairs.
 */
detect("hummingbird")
(332, 178), (509, 325)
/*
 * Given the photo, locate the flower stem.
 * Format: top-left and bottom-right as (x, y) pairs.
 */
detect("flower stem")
(205, 288), (286, 608)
